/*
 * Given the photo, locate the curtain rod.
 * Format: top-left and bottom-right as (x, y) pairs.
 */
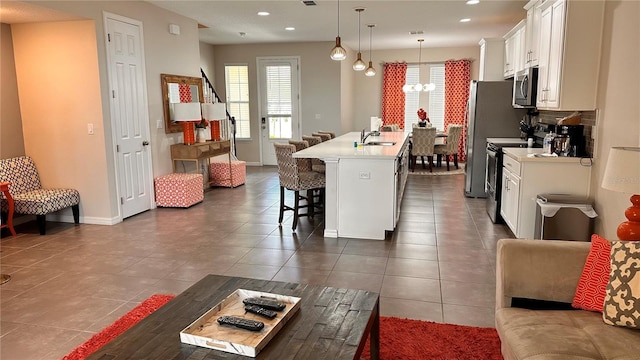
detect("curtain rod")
(382, 59), (475, 66)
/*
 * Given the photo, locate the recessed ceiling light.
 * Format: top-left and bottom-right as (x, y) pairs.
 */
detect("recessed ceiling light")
(460, 18), (471, 23)
(285, 27), (295, 31)
(257, 11), (270, 16)
(466, 0), (480, 4)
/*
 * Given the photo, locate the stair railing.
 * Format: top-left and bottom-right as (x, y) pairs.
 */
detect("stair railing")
(201, 68), (237, 156)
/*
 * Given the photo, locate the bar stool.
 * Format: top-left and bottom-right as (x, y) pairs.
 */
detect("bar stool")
(316, 131), (336, 139)
(312, 133), (332, 142)
(274, 143), (326, 230)
(302, 135), (326, 173)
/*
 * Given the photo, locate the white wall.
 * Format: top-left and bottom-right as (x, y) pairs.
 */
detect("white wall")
(592, 0), (640, 238)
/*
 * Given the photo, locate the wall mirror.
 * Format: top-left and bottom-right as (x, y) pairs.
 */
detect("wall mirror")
(161, 74), (204, 134)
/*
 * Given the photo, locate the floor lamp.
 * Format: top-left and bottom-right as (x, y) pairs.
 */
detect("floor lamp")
(602, 147), (640, 240)
(173, 102), (202, 145)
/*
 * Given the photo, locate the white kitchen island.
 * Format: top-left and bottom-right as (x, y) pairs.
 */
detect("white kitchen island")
(293, 131), (410, 240)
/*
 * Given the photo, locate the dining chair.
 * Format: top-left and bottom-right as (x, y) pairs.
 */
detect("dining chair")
(302, 135), (326, 173)
(411, 126), (437, 172)
(434, 124), (463, 171)
(274, 143), (326, 230)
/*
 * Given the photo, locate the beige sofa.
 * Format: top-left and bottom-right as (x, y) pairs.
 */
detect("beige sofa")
(495, 238), (640, 360)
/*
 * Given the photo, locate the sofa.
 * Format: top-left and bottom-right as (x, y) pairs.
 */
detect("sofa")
(495, 238), (640, 360)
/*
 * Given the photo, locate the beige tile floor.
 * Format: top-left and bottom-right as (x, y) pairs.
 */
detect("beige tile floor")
(0, 166), (512, 360)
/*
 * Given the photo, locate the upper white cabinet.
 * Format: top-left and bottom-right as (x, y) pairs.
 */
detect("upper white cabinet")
(479, 38), (505, 81)
(536, 0), (605, 110)
(503, 20), (526, 79)
(524, 0), (544, 68)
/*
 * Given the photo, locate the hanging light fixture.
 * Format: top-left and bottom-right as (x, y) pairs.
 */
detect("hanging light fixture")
(365, 24), (376, 77)
(403, 39), (435, 92)
(353, 8), (366, 71)
(330, 0), (346, 60)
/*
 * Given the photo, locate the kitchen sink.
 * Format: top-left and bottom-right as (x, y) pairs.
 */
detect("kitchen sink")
(363, 141), (396, 146)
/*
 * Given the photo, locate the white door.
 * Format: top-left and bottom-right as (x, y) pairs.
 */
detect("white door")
(258, 57), (301, 166)
(105, 15), (153, 219)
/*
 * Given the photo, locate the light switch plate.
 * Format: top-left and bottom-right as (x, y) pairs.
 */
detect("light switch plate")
(87, 123), (94, 135)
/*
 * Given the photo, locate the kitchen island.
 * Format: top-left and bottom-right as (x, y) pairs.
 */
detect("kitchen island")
(293, 131), (410, 240)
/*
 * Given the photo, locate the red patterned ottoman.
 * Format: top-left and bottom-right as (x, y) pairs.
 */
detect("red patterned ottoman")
(209, 161), (246, 188)
(154, 173), (203, 208)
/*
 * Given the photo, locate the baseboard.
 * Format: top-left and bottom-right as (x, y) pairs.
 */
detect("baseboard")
(47, 214), (122, 225)
(245, 162), (262, 166)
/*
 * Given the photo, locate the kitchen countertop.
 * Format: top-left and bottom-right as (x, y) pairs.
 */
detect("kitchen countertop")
(503, 147), (594, 163)
(293, 131), (409, 160)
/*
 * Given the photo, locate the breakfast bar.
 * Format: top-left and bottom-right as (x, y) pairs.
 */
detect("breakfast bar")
(293, 131), (410, 240)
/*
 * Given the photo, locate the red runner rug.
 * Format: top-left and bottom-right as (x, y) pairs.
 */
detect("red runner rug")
(62, 294), (175, 360)
(63, 295), (502, 360)
(362, 317), (502, 360)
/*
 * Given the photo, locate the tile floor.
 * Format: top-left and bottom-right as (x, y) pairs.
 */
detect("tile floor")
(0, 166), (512, 360)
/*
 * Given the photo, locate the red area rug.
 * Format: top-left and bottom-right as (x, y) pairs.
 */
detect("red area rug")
(62, 294), (175, 360)
(361, 317), (503, 360)
(63, 295), (501, 360)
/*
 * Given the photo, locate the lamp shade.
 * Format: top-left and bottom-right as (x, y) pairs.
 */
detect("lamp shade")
(173, 102), (201, 122)
(201, 103), (227, 120)
(602, 147), (640, 194)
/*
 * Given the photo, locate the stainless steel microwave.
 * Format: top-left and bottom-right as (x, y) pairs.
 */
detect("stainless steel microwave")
(513, 67), (538, 107)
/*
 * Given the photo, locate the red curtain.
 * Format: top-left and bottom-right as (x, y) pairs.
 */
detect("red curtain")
(444, 59), (471, 162)
(382, 63), (407, 130)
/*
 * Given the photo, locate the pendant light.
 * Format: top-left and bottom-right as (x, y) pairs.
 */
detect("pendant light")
(403, 39), (435, 92)
(352, 8), (366, 71)
(330, 0), (346, 60)
(365, 24), (376, 77)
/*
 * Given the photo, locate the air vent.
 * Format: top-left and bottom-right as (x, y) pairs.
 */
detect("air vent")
(301, 1), (317, 6)
(410, 30), (424, 35)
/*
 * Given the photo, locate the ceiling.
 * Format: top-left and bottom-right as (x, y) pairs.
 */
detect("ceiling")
(0, 1), (528, 51)
(149, 0), (527, 50)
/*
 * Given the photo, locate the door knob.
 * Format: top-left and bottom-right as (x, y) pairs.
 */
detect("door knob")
(142, 141), (149, 146)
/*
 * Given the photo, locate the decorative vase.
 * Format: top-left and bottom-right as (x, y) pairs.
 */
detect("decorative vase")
(196, 128), (207, 143)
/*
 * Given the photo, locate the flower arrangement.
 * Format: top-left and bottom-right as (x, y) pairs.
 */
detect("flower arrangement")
(417, 108), (430, 127)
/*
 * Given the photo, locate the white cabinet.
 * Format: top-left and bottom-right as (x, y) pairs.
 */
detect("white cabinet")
(503, 20), (526, 79)
(500, 148), (592, 239)
(479, 38), (505, 81)
(500, 166), (520, 233)
(524, 0), (543, 68)
(536, 0), (605, 110)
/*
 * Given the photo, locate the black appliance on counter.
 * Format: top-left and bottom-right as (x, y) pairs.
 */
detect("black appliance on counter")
(533, 124), (587, 157)
(486, 138), (530, 224)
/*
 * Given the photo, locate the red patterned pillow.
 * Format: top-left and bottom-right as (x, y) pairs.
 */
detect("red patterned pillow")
(572, 234), (612, 312)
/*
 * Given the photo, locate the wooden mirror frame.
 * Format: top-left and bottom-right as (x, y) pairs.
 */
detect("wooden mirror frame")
(161, 74), (204, 134)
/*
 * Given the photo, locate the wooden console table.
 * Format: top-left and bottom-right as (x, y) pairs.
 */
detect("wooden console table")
(170, 140), (232, 187)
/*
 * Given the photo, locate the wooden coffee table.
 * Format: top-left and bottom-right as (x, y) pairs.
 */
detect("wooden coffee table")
(88, 275), (380, 359)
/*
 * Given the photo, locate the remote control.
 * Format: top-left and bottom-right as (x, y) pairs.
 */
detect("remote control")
(217, 316), (264, 331)
(244, 304), (277, 319)
(242, 297), (286, 312)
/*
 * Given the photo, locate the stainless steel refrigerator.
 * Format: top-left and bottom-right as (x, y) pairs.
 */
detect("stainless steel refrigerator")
(464, 80), (525, 198)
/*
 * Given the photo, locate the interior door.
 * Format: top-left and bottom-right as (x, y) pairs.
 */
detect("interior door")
(258, 57), (300, 166)
(105, 15), (153, 219)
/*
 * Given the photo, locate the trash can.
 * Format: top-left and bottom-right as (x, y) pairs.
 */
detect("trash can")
(534, 194), (598, 241)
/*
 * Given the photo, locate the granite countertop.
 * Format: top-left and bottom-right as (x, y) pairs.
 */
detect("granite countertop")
(293, 131), (410, 160)
(503, 147), (594, 163)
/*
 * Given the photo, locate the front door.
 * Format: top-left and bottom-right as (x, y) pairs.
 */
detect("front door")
(105, 14), (153, 219)
(258, 57), (301, 166)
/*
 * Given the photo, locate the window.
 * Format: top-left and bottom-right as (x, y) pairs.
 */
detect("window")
(225, 65), (250, 139)
(265, 65), (293, 139)
(403, 63), (446, 131)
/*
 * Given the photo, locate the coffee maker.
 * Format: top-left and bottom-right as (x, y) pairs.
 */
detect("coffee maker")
(554, 125), (587, 157)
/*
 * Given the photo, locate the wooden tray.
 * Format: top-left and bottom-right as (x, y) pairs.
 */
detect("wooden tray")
(180, 289), (301, 357)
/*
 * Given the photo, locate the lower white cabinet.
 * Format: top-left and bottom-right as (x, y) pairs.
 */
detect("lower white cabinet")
(500, 148), (592, 239)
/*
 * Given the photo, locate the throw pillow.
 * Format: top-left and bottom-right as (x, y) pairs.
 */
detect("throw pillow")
(603, 240), (640, 329)
(572, 234), (611, 312)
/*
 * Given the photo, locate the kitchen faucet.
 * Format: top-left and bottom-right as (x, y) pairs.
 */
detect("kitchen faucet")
(361, 128), (373, 144)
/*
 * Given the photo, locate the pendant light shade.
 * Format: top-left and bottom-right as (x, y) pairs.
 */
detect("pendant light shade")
(330, 0), (346, 60)
(353, 8), (366, 71)
(365, 24), (376, 77)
